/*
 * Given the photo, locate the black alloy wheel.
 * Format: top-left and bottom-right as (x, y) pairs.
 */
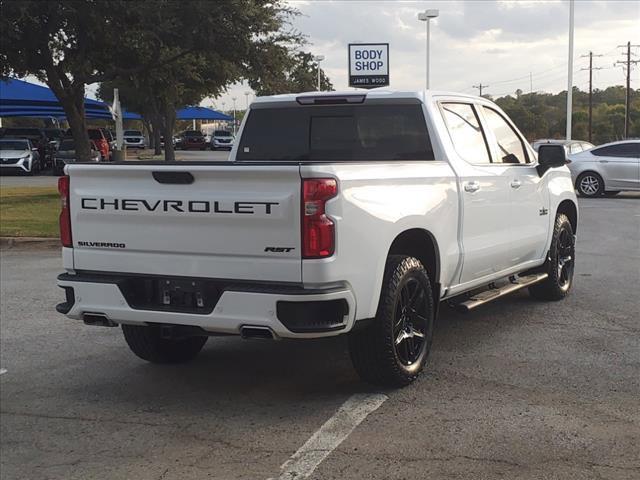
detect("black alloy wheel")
(393, 277), (429, 366)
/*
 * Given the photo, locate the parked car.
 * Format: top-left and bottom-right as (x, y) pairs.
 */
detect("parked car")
(175, 130), (206, 150)
(53, 139), (101, 175)
(123, 130), (145, 149)
(210, 130), (234, 151)
(532, 139), (594, 155)
(87, 128), (110, 161)
(0, 138), (42, 175)
(43, 128), (65, 151)
(101, 129), (116, 157)
(567, 140), (640, 197)
(1, 127), (51, 168)
(56, 90), (578, 388)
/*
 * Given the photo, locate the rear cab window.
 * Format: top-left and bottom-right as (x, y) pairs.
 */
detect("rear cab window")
(237, 102), (434, 161)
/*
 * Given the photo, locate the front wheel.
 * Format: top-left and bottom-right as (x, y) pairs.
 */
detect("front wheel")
(348, 255), (434, 388)
(576, 172), (604, 197)
(122, 324), (207, 364)
(529, 213), (575, 301)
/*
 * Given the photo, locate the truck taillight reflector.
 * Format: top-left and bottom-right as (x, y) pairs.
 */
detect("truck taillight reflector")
(58, 176), (72, 247)
(302, 178), (337, 259)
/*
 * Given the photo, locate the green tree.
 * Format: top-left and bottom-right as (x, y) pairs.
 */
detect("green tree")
(250, 51), (333, 96)
(96, 1), (304, 161)
(1, 0), (303, 161)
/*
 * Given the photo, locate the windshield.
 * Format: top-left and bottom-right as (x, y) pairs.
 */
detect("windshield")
(0, 140), (28, 150)
(214, 130), (232, 137)
(3, 128), (41, 138)
(124, 130), (142, 136)
(43, 129), (63, 139)
(184, 131), (203, 137)
(58, 140), (76, 150)
(87, 130), (103, 140)
(237, 103), (434, 161)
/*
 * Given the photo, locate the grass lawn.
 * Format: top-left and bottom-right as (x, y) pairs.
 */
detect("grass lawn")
(0, 186), (59, 237)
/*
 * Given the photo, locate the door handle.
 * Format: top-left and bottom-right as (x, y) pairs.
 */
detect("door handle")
(464, 181), (480, 193)
(598, 160), (609, 163)
(510, 180), (522, 189)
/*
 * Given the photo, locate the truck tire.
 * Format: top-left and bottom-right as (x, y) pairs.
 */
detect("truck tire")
(348, 255), (434, 388)
(529, 213), (575, 301)
(121, 324), (207, 363)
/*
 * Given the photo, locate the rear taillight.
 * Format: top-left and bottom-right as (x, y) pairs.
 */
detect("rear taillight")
(58, 176), (72, 247)
(302, 178), (337, 258)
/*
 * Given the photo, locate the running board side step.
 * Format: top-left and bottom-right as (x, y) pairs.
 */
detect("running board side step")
(455, 273), (548, 312)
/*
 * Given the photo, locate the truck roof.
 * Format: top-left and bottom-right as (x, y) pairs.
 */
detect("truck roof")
(251, 89), (483, 105)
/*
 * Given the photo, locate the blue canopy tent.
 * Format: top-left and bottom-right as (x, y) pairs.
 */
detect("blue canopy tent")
(177, 106), (232, 121)
(1, 79), (232, 123)
(0, 78), (112, 119)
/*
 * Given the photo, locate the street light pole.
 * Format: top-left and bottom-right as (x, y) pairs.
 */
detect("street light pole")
(244, 91), (251, 110)
(231, 97), (237, 136)
(418, 9), (439, 90)
(566, 0), (575, 140)
(313, 55), (325, 91)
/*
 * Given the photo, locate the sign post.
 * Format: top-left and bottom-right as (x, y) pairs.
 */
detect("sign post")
(348, 43), (389, 89)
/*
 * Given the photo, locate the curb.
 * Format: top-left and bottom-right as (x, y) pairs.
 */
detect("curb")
(0, 237), (60, 250)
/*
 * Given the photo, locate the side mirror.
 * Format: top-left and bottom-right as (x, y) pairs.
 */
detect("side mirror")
(536, 144), (567, 177)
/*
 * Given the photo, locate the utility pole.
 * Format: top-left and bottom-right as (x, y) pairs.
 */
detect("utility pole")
(615, 41), (640, 139)
(472, 83), (488, 96)
(581, 51), (603, 143)
(529, 72), (533, 94)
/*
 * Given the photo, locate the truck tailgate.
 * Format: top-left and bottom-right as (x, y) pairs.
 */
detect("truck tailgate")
(67, 163), (302, 283)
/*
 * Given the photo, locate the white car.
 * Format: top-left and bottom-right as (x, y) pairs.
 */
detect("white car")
(56, 90), (578, 387)
(210, 130), (234, 150)
(567, 140), (640, 197)
(0, 138), (41, 175)
(123, 130), (145, 149)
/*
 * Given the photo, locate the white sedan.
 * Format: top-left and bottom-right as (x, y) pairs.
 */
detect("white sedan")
(567, 140), (640, 197)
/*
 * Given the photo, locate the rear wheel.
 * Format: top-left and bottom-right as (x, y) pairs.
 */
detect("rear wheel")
(576, 172), (604, 197)
(348, 255), (434, 388)
(529, 213), (575, 301)
(122, 324), (207, 364)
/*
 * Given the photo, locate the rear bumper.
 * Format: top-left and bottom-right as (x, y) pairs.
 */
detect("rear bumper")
(56, 273), (356, 339)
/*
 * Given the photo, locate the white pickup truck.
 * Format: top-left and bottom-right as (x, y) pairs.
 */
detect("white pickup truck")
(56, 90), (578, 387)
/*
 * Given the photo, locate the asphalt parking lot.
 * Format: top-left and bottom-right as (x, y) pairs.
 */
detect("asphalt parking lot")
(1, 194), (639, 480)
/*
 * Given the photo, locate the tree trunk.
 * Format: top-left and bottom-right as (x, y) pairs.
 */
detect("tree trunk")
(150, 115), (163, 156)
(46, 73), (91, 162)
(163, 108), (176, 162)
(142, 118), (153, 149)
(154, 127), (162, 156)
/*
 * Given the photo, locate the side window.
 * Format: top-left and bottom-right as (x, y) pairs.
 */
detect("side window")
(592, 143), (639, 158)
(569, 143), (582, 154)
(441, 103), (491, 164)
(482, 107), (529, 164)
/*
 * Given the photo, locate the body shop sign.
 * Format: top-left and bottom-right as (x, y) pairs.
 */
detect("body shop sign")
(348, 43), (389, 88)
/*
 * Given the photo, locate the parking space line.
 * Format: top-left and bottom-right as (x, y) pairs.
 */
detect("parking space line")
(271, 393), (388, 480)
(0, 369), (7, 376)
